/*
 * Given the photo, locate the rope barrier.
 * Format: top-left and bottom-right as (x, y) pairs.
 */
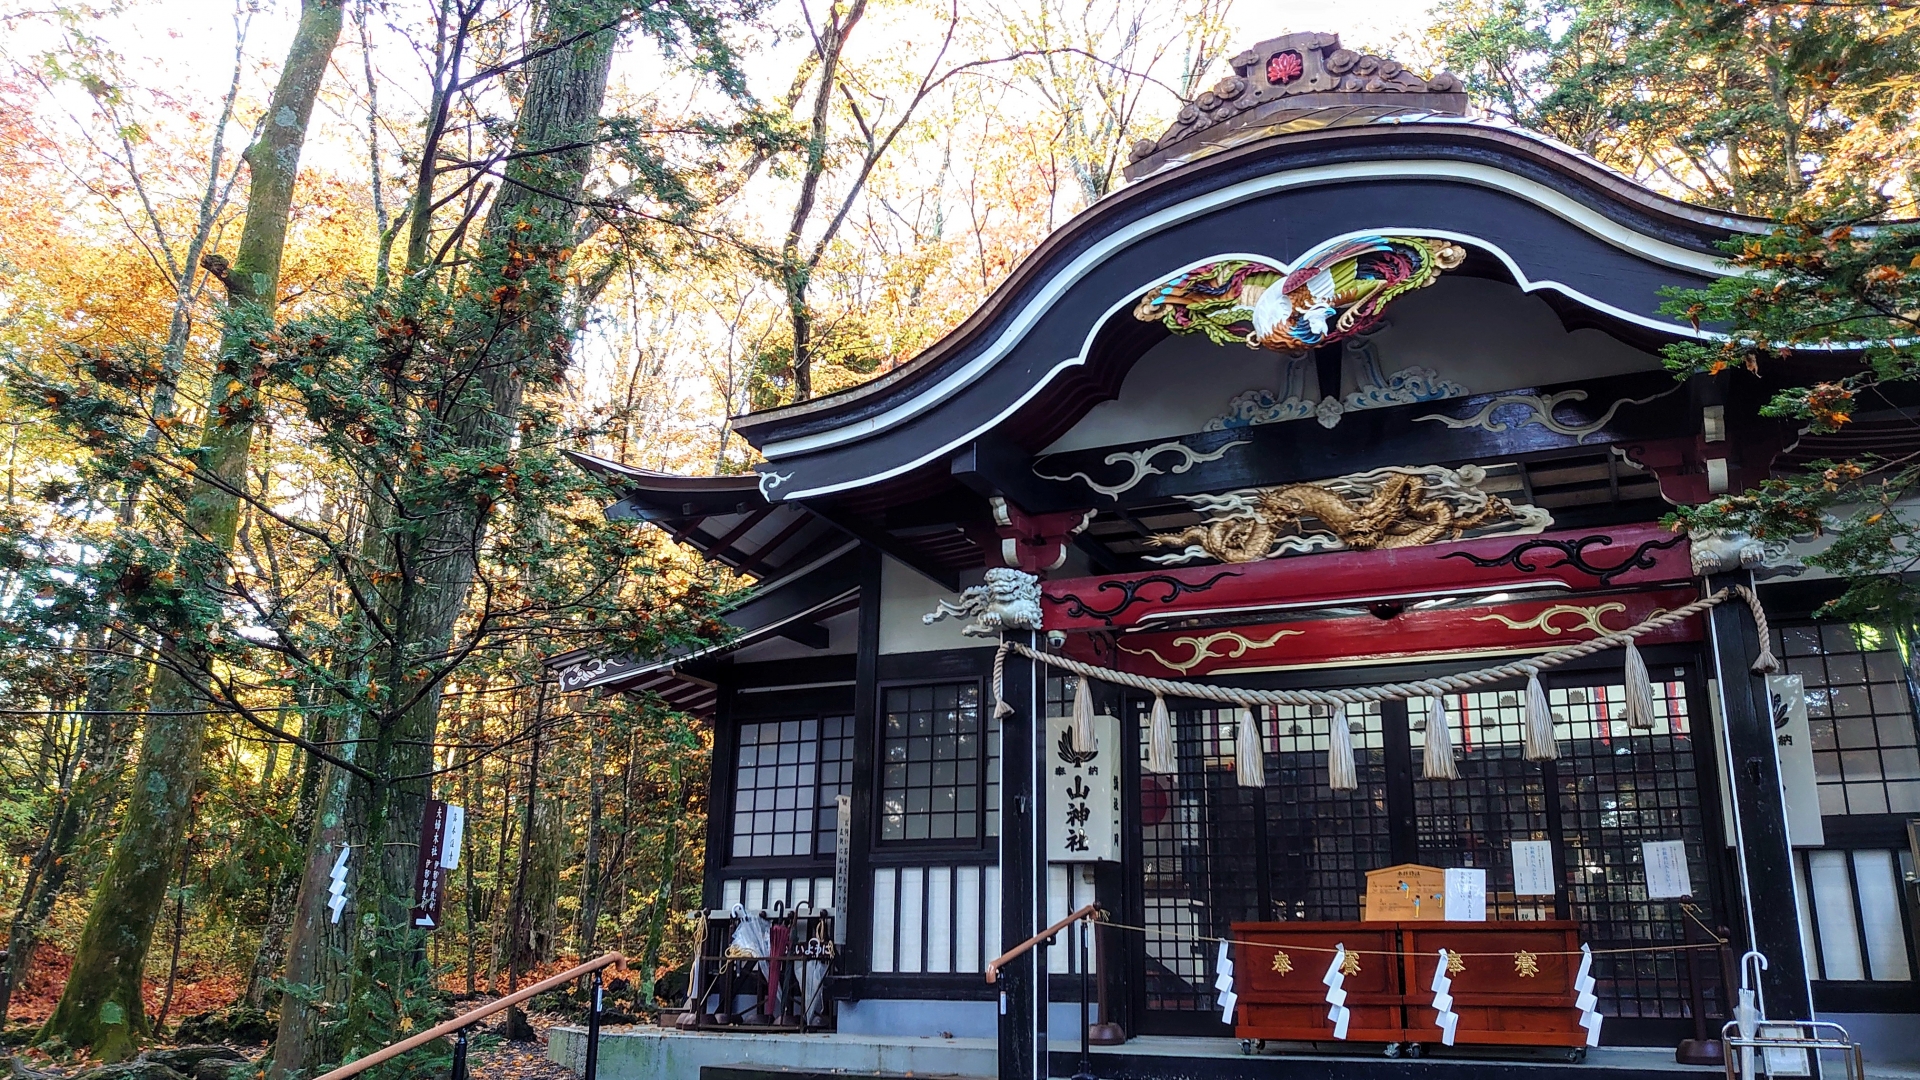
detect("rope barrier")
(993, 585), (1774, 717)
(1094, 916), (1727, 959)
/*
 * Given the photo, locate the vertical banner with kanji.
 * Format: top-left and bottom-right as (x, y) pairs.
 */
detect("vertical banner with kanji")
(1045, 713), (1120, 863)
(411, 800), (466, 928)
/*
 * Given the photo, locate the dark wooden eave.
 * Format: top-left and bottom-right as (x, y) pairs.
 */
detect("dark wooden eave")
(565, 450), (852, 580)
(543, 543), (865, 715)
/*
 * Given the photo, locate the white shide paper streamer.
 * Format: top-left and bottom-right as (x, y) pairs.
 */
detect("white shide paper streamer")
(1430, 949), (1459, 1046)
(1214, 939), (1237, 1024)
(326, 844), (351, 924)
(1575, 943), (1604, 1047)
(1322, 944), (1351, 1040)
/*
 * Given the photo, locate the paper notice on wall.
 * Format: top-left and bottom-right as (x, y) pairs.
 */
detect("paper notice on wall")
(1643, 840), (1693, 899)
(1444, 867), (1487, 922)
(440, 805), (465, 870)
(1512, 840), (1555, 896)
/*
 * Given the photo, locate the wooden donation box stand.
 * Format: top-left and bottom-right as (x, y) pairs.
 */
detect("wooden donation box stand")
(1232, 865), (1589, 1053)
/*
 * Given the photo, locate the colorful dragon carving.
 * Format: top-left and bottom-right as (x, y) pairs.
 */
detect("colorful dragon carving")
(1132, 235), (1466, 352)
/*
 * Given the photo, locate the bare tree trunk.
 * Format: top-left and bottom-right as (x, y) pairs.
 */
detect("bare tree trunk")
(155, 836), (192, 1031)
(638, 754), (684, 1003)
(576, 719), (605, 965)
(503, 704), (541, 1041)
(244, 697), (329, 1008)
(0, 633), (134, 1024)
(39, 5), (344, 1057)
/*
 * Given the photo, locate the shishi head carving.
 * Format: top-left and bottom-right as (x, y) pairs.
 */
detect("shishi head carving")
(923, 567), (1045, 637)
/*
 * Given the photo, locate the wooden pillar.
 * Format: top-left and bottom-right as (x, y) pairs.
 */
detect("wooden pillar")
(703, 661), (734, 911)
(1704, 571), (1814, 1021)
(998, 628), (1047, 1080)
(845, 548), (882, 974)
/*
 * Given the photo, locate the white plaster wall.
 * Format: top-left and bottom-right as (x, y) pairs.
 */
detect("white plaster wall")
(878, 557), (983, 655)
(1045, 275), (1664, 452)
(728, 606), (858, 663)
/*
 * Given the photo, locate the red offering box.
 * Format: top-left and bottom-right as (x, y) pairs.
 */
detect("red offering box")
(1230, 920), (1588, 1049)
(1401, 921), (1586, 1048)
(1233, 922), (1402, 1043)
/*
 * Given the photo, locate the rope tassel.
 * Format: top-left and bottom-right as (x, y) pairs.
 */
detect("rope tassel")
(1145, 693), (1176, 774)
(1523, 670), (1557, 761)
(1423, 696), (1459, 780)
(1071, 675), (1096, 752)
(1327, 704), (1358, 792)
(1623, 639), (1656, 730)
(1235, 709), (1265, 788)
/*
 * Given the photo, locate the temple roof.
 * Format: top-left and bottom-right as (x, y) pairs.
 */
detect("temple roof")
(1124, 32), (1468, 181)
(566, 30), (1899, 603)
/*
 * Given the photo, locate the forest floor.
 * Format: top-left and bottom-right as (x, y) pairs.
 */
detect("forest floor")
(2, 943), (577, 1080)
(459, 1006), (577, 1080)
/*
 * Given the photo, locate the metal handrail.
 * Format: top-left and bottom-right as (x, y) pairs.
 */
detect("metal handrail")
(986, 904), (1101, 984)
(310, 952), (625, 1080)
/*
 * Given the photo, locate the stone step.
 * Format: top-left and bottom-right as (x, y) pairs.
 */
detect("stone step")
(548, 1026), (994, 1080)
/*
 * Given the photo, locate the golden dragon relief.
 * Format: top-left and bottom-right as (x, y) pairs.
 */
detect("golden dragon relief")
(1146, 464), (1553, 565)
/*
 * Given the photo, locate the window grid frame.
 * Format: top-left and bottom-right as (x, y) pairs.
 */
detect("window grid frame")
(876, 678), (998, 849)
(727, 714), (854, 864)
(1772, 621), (1920, 816)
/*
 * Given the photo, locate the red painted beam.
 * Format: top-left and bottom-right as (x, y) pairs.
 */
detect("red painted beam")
(1063, 587), (1702, 678)
(1042, 523), (1690, 632)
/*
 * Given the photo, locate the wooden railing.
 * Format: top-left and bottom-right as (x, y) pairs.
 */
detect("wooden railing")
(311, 952), (625, 1080)
(985, 904), (1100, 985)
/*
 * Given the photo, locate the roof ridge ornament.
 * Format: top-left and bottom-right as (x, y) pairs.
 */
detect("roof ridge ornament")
(1126, 31), (1467, 181)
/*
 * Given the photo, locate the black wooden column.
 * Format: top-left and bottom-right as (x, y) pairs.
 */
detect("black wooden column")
(998, 629), (1047, 1080)
(845, 549), (882, 974)
(1704, 571), (1814, 1021)
(702, 660), (734, 910)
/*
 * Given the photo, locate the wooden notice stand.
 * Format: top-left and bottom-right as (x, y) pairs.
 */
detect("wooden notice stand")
(1233, 920), (1589, 1055)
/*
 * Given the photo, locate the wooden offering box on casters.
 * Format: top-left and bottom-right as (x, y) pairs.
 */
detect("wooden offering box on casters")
(1233, 921), (1589, 1056)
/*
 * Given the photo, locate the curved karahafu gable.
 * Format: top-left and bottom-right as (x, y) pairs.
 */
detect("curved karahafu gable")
(732, 66), (1777, 505)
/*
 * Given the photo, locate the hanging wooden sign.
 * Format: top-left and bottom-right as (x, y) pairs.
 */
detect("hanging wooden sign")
(410, 799), (464, 930)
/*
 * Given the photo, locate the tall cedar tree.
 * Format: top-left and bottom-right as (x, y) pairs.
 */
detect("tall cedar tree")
(34, 1), (347, 1058)
(262, 1), (756, 1074)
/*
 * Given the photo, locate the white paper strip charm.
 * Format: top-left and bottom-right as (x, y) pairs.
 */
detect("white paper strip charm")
(1215, 939), (1237, 1023)
(1574, 944), (1603, 1047)
(326, 844), (351, 924)
(1430, 949), (1459, 1046)
(1322, 944), (1351, 1040)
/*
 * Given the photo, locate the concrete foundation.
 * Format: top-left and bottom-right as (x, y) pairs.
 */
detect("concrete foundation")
(548, 1025), (994, 1080)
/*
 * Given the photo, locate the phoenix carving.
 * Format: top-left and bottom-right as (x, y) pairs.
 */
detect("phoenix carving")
(1146, 464), (1553, 565)
(1133, 235), (1467, 352)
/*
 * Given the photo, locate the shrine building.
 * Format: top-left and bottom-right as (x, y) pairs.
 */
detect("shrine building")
(548, 31), (1920, 1079)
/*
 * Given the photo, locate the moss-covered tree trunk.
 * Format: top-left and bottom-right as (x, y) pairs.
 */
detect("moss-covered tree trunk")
(0, 628), (136, 1025)
(268, 8), (616, 1071)
(38, 1), (344, 1059)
